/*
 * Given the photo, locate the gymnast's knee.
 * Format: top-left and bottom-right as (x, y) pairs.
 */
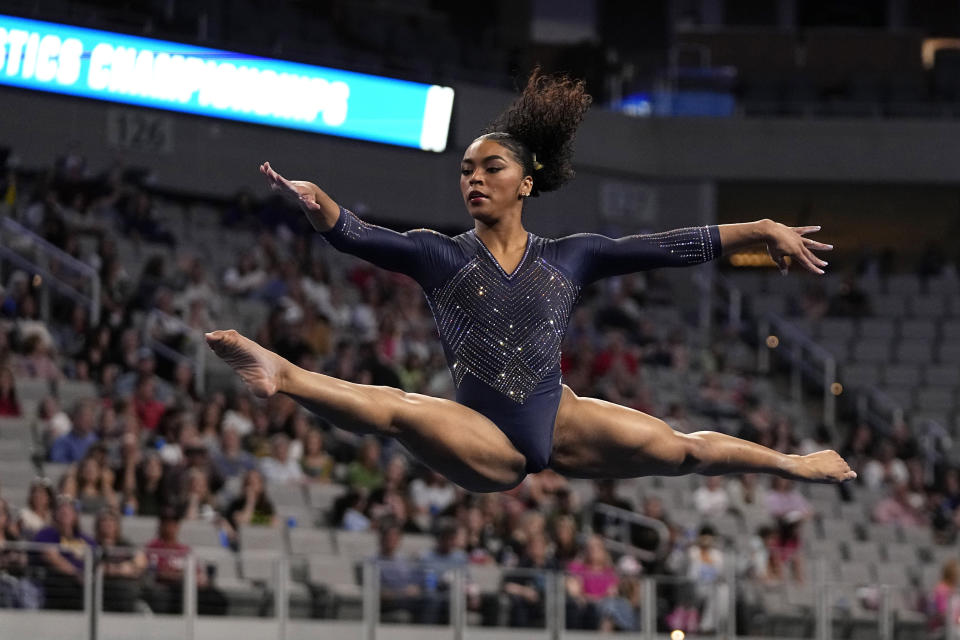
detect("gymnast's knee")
(671, 431), (710, 475)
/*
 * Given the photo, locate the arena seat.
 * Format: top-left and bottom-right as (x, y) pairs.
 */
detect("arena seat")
(289, 527), (336, 556)
(334, 530), (377, 558)
(306, 554), (363, 619)
(239, 524), (286, 553)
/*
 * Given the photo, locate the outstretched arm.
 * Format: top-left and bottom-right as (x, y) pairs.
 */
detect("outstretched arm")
(555, 219), (832, 284)
(718, 219), (832, 275)
(260, 161), (340, 231)
(258, 162), (455, 288)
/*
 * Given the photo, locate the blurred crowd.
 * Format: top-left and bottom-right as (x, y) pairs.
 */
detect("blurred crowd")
(0, 150), (958, 632)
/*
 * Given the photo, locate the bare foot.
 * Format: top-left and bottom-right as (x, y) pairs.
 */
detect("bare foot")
(793, 450), (857, 483)
(205, 330), (286, 398)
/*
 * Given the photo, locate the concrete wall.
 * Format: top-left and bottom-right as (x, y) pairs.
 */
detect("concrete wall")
(2, 81), (958, 235)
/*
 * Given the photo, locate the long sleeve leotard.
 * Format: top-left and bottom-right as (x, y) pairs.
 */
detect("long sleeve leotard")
(322, 208), (722, 474)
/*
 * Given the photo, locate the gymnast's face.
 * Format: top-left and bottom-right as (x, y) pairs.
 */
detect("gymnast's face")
(460, 138), (533, 221)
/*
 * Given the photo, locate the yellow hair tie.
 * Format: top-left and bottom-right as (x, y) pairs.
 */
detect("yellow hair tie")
(532, 152), (544, 171)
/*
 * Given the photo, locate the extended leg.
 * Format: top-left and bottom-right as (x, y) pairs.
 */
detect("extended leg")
(549, 386), (855, 482)
(206, 330), (526, 492)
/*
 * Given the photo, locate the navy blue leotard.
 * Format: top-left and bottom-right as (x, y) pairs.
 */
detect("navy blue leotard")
(322, 207), (722, 474)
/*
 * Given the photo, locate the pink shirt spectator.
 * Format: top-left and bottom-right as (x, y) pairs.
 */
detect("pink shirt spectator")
(567, 561), (618, 598)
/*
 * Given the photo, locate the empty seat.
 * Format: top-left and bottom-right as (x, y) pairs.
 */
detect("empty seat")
(819, 518), (859, 541)
(942, 319), (960, 340)
(884, 543), (919, 564)
(851, 339), (890, 363)
(335, 530), (378, 558)
(872, 294), (907, 317)
(120, 516), (161, 546)
(289, 527), (335, 556)
(895, 339), (933, 364)
(266, 482), (307, 508)
(179, 520), (222, 548)
(56, 380), (97, 407)
(307, 554), (362, 600)
(817, 318), (856, 340)
(910, 295), (946, 317)
(845, 540), (881, 564)
(819, 337), (850, 360)
(899, 319), (936, 339)
(886, 275), (920, 296)
(882, 364), (921, 388)
(752, 295), (787, 316)
(835, 562), (874, 586)
(804, 538), (843, 563)
(937, 343), (960, 364)
(874, 387), (914, 409)
(306, 483), (347, 512)
(398, 533), (435, 558)
(0, 417), (35, 447)
(239, 524), (285, 552)
(841, 363), (881, 388)
(14, 378), (52, 402)
(860, 319), (896, 339)
(924, 364), (960, 387)
(916, 388), (955, 413)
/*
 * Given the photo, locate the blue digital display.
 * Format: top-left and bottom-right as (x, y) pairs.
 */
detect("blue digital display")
(0, 14), (454, 151)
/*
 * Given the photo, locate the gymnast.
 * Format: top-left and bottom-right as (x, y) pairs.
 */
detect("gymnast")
(206, 69), (855, 493)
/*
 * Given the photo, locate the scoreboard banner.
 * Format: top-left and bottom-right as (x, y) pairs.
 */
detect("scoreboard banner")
(0, 14), (454, 151)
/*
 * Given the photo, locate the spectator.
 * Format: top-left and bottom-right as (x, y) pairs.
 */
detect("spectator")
(132, 375), (167, 432)
(726, 473), (768, 519)
(34, 497), (95, 610)
(419, 518), (473, 625)
(928, 557), (960, 634)
(48, 399), (99, 463)
(127, 452), (167, 517)
(0, 498), (35, 608)
(747, 525), (787, 585)
(687, 524), (729, 632)
(375, 520), (424, 623)
(503, 532), (557, 627)
(410, 469), (456, 525)
(0, 366), (20, 416)
(224, 469), (276, 535)
(552, 515), (580, 564)
(94, 508), (146, 612)
(336, 490), (371, 531)
(565, 534), (621, 630)
(181, 468), (218, 523)
(862, 441), (909, 491)
(212, 424), (257, 484)
(259, 433), (303, 485)
(74, 455), (118, 514)
(765, 477), (813, 523)
(347, 437), (384, 491)
(18, 478), (55, 539)
(300, 426), (334, 482)
(693, 476), (730, 519)
(144, 506), (226, 615)
(873, 481), (928, 528)
(37, 395), (71, 449)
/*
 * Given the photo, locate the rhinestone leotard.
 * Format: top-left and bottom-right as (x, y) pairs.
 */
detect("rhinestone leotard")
(322, 207), (722, 474)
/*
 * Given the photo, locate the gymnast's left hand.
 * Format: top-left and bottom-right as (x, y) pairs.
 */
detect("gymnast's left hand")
(763, 221), (833, 275)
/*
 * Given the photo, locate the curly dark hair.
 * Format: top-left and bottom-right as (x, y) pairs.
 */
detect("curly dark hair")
(481, 67), (592, 197)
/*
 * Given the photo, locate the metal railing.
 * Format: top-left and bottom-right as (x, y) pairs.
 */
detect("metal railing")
(0, 540), (944, 640)
(0, 216), (101, 325)
(695, 271), (838, 431)
(142, 308), (207, 396)
(591, 502), (670, 563)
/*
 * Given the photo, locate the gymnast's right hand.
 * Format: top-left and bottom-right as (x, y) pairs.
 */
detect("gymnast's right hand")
(259, 161), (322, 213)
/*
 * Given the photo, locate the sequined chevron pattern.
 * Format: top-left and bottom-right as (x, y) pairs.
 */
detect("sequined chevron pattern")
(641, 226), (715, 264)
(337, 207), (372, 240)
(429, 256), (579, 404)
